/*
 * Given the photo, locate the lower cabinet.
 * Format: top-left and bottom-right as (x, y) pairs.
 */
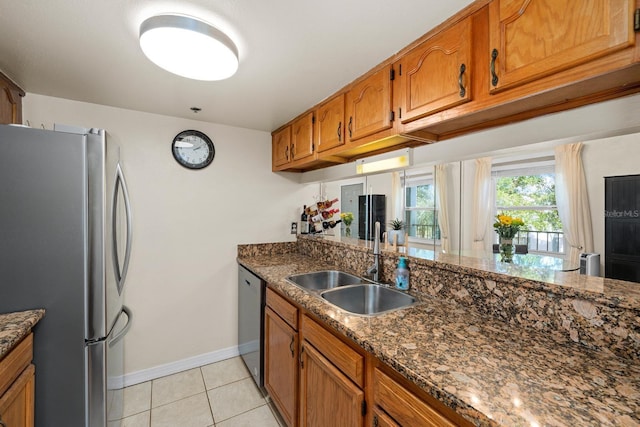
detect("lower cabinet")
(265, 289), (299, 427)
(264, 286), (471, 427)
(299, 343), (364, 427)
(0, 334), (35, 427)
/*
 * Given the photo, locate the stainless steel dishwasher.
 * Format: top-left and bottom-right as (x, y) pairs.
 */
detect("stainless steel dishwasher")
(238, 264), (266, 392)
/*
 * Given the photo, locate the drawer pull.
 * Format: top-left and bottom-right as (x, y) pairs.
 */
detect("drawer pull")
(289, 335), (295, 358)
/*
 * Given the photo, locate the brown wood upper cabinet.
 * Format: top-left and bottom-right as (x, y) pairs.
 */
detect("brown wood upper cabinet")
(397, 16), (473, 124)
(272, 126), (292, 169)
(0, 71), (25, 125)
(291, 112), (314, 162)
(315, 94), (345, 153)
(345, 65), (394, 142)
(488, 0), (636, 93)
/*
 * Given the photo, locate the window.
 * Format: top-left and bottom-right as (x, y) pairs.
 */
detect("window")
(404, 173), (440, 242)
(493, 159), (564, 254)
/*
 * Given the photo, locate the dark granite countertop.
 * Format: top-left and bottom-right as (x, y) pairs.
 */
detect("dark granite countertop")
(0, 309), (45, 360)
(238, 253), (640, 427)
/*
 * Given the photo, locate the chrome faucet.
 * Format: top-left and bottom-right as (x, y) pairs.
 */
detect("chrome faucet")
(365, 221), (381, 282)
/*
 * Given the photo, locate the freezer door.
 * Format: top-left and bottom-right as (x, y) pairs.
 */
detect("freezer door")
(88, 306), (132, 427)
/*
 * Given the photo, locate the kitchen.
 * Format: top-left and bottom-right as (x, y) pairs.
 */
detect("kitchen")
(1, 0), (640, 426)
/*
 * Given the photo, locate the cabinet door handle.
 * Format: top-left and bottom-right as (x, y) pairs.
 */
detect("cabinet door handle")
(490, 48), (499, 87)
(337, 121), (342, 142)
(299, 345), (305, 368)
(458, 63), (466, 97)
(291, 144), (295, 159)
(285, 145), (289, 161)
(373, 414), (378, 427)
(348, 116), (353, 138)
(289, 335), (295, 358)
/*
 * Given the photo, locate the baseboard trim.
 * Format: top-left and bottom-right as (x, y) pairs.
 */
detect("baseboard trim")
(121, 346), (240, 387)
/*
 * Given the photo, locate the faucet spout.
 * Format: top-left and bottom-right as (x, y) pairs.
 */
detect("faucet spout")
(373, 221), (380, 256)
(365, 221), (381, 282)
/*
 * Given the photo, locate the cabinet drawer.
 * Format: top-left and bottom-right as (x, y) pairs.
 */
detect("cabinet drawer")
(374, 368), (456, 427)
(266, 287), (298, 330)
(301, 315), (364, 387)
(0, 333), (33, 396)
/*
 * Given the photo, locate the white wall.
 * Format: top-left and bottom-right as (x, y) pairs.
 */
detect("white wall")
(24, 94), (315, 380)
(583, 133), (640, 269)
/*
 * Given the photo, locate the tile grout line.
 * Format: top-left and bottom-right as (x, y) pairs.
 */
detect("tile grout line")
(200, 366), (217, 426)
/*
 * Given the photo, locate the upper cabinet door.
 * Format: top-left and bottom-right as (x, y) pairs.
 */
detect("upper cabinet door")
(346, 65), (393, 142)
(399, 16), (472, 124)
(272, 126), (291, 169)
(315, 94), (345, 153)
(291, 112), (314, 161)
(488, 0), (635, 93)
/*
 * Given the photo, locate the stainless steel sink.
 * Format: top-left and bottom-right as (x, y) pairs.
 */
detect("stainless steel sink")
(286, 270), (367, 291)
(321, 284), (416, 316)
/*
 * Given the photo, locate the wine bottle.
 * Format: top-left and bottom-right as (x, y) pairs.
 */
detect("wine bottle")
(323, 198), (339, 209)
(322, 219), (342, 229)
(321, 208), (340, 219)
(301, 205), (308, 222)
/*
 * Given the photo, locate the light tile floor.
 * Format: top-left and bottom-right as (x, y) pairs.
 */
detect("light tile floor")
(108, 357), (283, 427)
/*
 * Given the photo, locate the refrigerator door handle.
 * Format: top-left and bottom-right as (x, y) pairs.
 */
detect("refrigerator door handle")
(108, 306), (132, 348)
(112, 163), (133, 295)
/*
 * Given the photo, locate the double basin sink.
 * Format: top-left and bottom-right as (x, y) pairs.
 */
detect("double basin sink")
(286, 270), (415, 316)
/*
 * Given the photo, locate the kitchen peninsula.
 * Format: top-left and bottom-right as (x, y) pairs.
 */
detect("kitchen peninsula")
(238, 236), (640, 426)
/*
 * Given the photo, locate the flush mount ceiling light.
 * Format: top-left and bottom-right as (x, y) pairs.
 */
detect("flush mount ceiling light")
(139, 14), (239, 81)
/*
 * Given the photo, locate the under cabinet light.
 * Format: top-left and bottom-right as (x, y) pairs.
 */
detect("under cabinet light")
(356, 148), (413, 175)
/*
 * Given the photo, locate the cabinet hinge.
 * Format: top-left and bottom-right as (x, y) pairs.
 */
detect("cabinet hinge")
(390, 68), (395, 81)
(389, 110), (395, 122)
(361, 400), (367, 416)
(312, 143), (315, 152)
(634, 8), (640, 32)
(398, 107), (402, 119)
(398, 63), (402, 76)
(312, 115), (316, 124)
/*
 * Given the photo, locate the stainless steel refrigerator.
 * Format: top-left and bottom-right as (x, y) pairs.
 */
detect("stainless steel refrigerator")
(0, 124), (133, 426)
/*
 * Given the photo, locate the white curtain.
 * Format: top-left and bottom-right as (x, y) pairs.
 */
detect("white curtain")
(391, 171), (403, 222)
(435, 164), (450, 252)
(555, 143), (594, 264)
(472, 157), (493, 251)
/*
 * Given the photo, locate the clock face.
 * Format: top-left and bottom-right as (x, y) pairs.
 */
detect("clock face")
(171, 130), (215, 169)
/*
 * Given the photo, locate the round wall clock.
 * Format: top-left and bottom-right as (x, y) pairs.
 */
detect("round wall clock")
(171, 130), (215, 169)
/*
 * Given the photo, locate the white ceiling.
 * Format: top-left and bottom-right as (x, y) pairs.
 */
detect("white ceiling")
(0, 0), (474, 132)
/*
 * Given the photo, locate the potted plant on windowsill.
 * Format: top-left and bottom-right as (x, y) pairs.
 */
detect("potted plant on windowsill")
(387, 219), (406, 245)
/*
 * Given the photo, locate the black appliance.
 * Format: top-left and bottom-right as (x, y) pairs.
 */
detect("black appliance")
(605, 174), (640, 282)
(359, 194), (386, 240)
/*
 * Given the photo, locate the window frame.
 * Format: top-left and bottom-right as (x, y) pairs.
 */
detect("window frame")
(402, 172), (441, 245)
(491, 159), (565, 255)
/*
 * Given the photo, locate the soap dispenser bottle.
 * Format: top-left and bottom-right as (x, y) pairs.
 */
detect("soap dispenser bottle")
(395, 257), (410, 291)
